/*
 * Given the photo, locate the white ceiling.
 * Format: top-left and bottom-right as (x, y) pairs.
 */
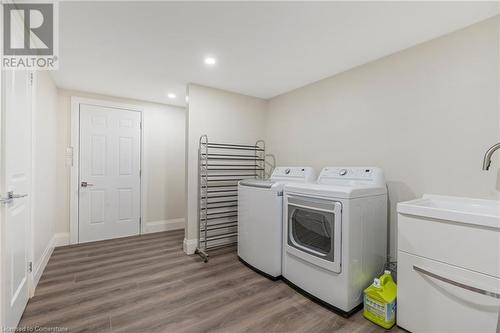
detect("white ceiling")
(53, 1), (499, 107)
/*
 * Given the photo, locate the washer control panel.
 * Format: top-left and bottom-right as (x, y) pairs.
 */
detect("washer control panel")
(318, 167), (385, 186)
(271, 167), (317, 183)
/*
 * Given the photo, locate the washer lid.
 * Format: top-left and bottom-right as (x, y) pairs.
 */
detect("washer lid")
(239, 179), (277, 189)
(284, 182), (387, 199)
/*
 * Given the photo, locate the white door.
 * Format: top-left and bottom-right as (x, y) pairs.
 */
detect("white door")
(78, 104), (141, 243)
(0, 69), (32, 329)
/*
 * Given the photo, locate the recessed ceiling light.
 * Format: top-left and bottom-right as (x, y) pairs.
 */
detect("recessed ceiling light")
(167, 93), (176, 99)
(204, 57), (216, 65)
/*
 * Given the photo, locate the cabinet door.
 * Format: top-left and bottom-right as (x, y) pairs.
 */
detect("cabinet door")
(398, 251), (500, 333)
(398, 213), (500, 278)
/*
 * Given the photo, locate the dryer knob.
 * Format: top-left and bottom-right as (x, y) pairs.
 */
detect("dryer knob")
(285, 168), (291, 175)
(339, 169), (347, 176)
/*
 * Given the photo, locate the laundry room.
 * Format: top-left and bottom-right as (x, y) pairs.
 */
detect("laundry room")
(1, 1), (499, 332)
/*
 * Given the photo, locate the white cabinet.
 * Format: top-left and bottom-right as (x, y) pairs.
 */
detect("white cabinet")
(398, 252), (500, 332)
(397, 195), (500, 333)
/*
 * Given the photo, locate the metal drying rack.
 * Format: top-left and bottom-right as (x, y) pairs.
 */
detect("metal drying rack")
(196, 134), (266, 262)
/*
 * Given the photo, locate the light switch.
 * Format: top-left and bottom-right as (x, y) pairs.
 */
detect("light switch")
(65, 147), (73, 167)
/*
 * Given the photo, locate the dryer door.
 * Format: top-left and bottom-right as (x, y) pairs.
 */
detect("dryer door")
(286, 195), (342, 273)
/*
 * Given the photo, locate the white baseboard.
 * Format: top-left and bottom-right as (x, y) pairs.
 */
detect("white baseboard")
(54, 232), (70, 247)
(30, 236), (55, 296)
(143, 218), (185, 234)
(54, 219), (184, 247)
(183, 238), (198, 255)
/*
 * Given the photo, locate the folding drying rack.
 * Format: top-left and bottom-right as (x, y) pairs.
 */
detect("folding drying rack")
(196, 134), (266, 262)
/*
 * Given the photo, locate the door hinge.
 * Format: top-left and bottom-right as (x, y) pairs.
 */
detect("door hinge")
(28, 262), (33, 273)
(139, 169), (142, 177)
(140, 122), (142, 129)
(29, 73), (33, 86)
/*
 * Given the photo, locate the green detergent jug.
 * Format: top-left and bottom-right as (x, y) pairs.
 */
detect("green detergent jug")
(363, 270), (397, 329)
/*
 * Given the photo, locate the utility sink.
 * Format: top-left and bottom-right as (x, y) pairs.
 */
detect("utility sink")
(397, 194), (500, 229)
(397, 194), (500, 332)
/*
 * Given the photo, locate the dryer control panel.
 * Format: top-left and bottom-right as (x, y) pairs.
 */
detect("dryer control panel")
(271, 167), (316, 183)
(318, 167), (385, 187)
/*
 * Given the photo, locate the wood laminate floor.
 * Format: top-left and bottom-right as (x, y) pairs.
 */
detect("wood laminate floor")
(19, 230), (404, 333)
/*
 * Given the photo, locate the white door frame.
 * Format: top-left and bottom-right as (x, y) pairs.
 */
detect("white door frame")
(70, 97), (145, 244)
(29, 71), (38, 297)
(0, 23), (3, 328)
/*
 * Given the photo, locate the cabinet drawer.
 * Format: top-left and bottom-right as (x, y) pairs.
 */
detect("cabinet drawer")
(398, 251), (500, 333)
(398, 213), (500, 277)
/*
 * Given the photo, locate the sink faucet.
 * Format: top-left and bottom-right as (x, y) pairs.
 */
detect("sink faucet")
(483, 142), (500, 170)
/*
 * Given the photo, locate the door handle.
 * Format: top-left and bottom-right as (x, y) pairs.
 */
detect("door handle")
(81, 182), (94, 188)
(0, 191), (28, 204)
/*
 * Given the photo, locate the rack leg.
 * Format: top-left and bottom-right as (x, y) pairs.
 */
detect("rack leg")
(195, 248), (209, 263)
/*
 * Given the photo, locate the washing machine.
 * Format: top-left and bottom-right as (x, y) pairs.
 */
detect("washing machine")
(238, 167), (316, 279)
(282, 167), (387, 314)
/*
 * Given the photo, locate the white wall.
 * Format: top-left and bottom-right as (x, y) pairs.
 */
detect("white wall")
(31, 71), (59, 286)
(56, 90), (186, 241)
(143, 104), (186, 228)
(184, 84), (267, 252)
(265, 16), (500, 260)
